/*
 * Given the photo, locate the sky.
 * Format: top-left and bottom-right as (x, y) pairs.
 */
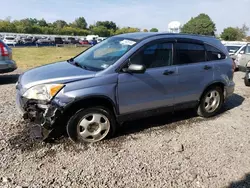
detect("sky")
(1, 0), (250, 34)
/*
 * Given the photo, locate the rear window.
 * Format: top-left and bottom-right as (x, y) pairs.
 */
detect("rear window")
(205, 44), (226, 61)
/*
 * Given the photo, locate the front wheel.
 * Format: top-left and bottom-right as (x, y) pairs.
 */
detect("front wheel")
(197, 86), (223, 118)
(67, 107), (116, 143)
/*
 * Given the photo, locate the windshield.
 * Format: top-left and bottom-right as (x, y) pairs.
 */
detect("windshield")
(226, 46), (241, 53)
(73, 37), (137, 71)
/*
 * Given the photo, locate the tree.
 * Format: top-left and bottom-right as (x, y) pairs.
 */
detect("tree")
(220, 27), (240, 41)
(181, 13), (216, 36)
(92, 26), (110, 37)
(37, 19), (48, 27)
(143, 29), (148, 32)
(150, 28), (158, 32)
(72, 17), (87, 29)
(246, 36), (250, 42)
(53, 20), (68, 29)
(115, 27), (140, 34)
(221, 25), (250, 41)
(95, 21), (117, 31)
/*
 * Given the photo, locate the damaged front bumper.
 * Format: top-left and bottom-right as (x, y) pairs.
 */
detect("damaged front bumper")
(16, 92), (62, 140)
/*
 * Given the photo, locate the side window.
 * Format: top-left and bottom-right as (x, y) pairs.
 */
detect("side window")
(246, 45), (250, 54)
(205, 44), (226, 61)
(174, 43), (206, 65)
(130, 42), (173, 68)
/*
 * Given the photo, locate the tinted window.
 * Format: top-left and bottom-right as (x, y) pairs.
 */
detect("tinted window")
(174, 43), (205, 65)
(205, 44), (226, 61)
(130, 43), (173, 68)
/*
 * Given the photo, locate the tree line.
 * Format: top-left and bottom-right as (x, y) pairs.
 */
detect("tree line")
(0, 15), (249, 41)
(0, 17), (158, 37)
(181, 13), (249, 41)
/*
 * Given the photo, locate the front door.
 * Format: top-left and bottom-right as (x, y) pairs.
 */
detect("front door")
(117, 41), (177, 115)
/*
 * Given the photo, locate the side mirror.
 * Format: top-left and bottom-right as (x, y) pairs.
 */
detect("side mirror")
(240, 51), (245, 54)
(124, 64), (146, 74)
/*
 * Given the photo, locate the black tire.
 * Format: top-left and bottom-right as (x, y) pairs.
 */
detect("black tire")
(66, 106), (116, 143)
(244, 76), (250, 86)
(197, 86), (223, 118)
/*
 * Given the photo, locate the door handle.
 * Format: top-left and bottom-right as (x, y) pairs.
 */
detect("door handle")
(204, 65), (212, 70)
(163, 70), (175, 75)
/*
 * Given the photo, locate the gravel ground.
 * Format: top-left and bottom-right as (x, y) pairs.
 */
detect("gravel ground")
(0, 71), (250, 188)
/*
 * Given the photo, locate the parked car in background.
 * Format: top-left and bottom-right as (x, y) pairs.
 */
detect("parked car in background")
(231, 45), (246, 70)
(21, 38), (33, 45)
(36, 37), (52, 45)
(79, 39), (89, 45)
(54, 37), (63, 44)
(68, 37), (78, 44)
(238, 43), (250, 73)
(89, 38), (98, 46)
(3, 36), (17, 46)
(225, 44), (242, 56)
(96, 37), (107, 43)
(16, 32), (235, 143)
(0, 40), (17, 73)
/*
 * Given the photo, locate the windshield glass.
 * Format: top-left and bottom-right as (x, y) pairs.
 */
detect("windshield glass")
(74, 37), (137, 71)
(226, 46), (241, 53)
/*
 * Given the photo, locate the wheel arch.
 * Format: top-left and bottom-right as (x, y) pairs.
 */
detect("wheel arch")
(200, 82), (225, 101)
(62, 95), (119, 122)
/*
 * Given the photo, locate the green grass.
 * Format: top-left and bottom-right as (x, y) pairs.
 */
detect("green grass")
(12, 47), (88, 69)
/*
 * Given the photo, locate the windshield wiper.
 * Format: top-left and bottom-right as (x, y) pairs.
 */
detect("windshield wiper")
(67, 58), (88, 70)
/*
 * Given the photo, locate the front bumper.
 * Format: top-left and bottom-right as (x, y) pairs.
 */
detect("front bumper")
(16, 91), (62, 139)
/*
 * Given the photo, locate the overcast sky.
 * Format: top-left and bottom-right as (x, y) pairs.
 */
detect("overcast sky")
(1, 0), (250, 34)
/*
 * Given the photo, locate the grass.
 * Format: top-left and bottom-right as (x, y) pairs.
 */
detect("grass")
(12, 47), (88, 70)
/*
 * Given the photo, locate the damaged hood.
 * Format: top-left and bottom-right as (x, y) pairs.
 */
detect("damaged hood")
(19, 61), (96, 89)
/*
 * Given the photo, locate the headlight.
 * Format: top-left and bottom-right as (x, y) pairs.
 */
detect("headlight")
(247, 62), (250, 68)
(23, 84), (64, 101)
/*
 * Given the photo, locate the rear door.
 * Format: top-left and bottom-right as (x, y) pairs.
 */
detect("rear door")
(173, 38), (214, 107)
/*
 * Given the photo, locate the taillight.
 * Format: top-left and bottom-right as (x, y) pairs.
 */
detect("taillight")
(0, 42), (9, 57)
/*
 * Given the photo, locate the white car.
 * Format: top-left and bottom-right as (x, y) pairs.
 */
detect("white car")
(3, 36), (17, 45)
(225, 44), (243, 56)
(232, 45), (247, 69)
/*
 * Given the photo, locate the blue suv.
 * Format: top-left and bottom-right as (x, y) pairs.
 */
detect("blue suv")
(16, 32), (235, 143)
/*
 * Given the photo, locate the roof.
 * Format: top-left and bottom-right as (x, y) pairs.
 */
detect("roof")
(115, 32), (216, 41)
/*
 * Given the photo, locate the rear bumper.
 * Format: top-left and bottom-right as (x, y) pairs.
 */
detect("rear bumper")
(0, 60), (17, 73)
(224, 81), (235, 99)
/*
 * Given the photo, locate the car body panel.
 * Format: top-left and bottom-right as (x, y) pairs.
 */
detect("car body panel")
(19, 61), (96, 90)
(118, 66), (177, 114)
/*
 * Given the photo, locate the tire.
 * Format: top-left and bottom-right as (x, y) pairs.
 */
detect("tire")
(244, 76), (250, 86)
(197, 86), (223, 118)
(66, 106), (116, 143)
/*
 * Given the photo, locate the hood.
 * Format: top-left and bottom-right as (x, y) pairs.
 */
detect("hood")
(20, 61), (96, 89)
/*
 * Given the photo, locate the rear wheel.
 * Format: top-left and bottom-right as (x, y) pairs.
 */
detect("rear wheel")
(66, 107), (116, 143)
(197, 86), (223, 118)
